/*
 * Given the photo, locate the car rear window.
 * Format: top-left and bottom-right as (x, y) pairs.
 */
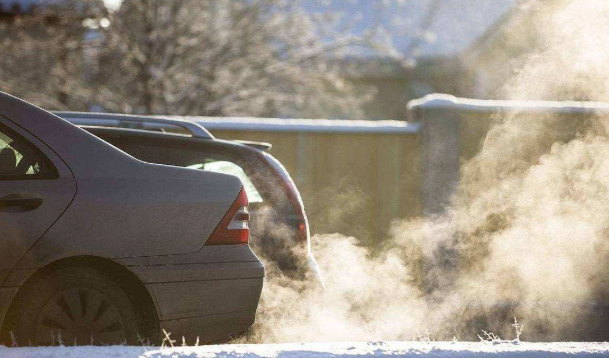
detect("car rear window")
(98, 136), (265, 204)
(188, 160), (264, 203)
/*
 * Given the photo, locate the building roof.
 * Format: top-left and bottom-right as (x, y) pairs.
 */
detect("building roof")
(465, 0), (538, 61)
(306, 0), (516, 58)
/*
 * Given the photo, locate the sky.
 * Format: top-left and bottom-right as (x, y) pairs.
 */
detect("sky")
(0, 0), (121, 10)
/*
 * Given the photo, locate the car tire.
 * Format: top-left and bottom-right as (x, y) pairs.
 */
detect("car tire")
(11, 266), (145, 346)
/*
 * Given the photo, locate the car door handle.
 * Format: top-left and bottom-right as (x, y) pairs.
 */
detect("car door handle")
(0, 193), (43, 212)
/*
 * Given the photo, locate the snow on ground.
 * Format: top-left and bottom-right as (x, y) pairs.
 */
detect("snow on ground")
(1, 341), (609, 358)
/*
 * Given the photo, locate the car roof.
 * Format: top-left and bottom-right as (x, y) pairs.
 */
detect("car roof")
(0, 92), (140, 178)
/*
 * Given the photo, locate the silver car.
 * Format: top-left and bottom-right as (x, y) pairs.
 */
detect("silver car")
(0, 92), (264, 346)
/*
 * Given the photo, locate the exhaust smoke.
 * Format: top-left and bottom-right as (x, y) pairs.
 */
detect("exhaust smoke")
(244, 0), (609, 343)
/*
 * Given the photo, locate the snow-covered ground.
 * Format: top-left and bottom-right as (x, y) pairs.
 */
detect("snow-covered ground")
(1, 341), (609, 358)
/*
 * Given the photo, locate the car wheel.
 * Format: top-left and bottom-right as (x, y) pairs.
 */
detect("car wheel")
(13, 266), (143, 346)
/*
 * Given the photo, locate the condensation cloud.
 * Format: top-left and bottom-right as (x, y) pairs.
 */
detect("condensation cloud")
(242, 0), (609, 343)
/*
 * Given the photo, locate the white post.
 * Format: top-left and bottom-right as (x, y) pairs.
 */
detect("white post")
(410, 95), (461, 215)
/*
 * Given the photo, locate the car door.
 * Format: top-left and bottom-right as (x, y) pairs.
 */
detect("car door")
(0, 117), (76, 285)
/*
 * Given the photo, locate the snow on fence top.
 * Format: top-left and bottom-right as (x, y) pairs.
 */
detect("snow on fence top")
(2, 341), (609, 358)
(173, 116), (420, 135)
(408, 93), (609, 115)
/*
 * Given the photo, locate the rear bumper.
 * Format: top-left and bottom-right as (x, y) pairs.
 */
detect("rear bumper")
(120, 245), (264, 343)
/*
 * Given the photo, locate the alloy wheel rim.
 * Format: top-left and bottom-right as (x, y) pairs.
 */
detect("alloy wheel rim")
(35, 288), (126, 345)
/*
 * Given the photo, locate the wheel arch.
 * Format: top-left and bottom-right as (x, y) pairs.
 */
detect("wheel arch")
(1, 256), (160, 343)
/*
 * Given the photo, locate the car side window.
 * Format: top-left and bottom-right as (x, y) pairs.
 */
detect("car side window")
(0, 123), (57, 180)
(188, 161), (264, 203)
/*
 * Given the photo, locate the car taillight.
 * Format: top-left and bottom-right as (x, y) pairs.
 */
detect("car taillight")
(298, 219), (310, 244)
(206, 188), (250, 245)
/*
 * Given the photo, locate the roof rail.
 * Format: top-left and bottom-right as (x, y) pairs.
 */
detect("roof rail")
(54, 111), (215, 140)
(234, 140), (272, 151)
